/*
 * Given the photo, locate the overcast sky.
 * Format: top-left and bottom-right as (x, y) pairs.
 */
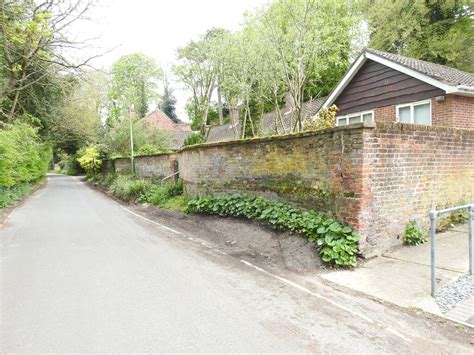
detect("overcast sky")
(75, 0), (269, 121)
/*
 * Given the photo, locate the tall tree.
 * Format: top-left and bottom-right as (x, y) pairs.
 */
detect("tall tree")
(107, 53), (162, 123)
(0, 0), (99, 123)
(49, 71), (107, 154)
(174, 32), (218, 135)
(362, 0), (474, 72)
(159, 70), (178, 122)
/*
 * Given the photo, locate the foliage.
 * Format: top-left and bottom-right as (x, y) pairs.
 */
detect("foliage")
(186, 194), (359, 267)
(107, 53), (162, 122)
(159, 72), (179, 123)
(49, 72), (106, 154)
(102, 117), (170, 157)
(0, 180), (43, 208)
(101, 174), (185, 211)
(174, 30), (220, 134)
(404, 220), (427, 246)
(183, 133), (206, 147)
(1, 0), (98, 125)
(436, 206), (469, 232)
(362, 0), (474, 72)
(0, 121), (51, 188)
(304, 105), (338, 131)
(77, 146), (102, 175)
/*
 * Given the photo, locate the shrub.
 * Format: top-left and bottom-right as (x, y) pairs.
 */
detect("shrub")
(303, 104), (338, 132)
(404, 221), (427, 245)
(0, 121), (50, 188)
(0, 182), (35, 208)
(106, 175), (184, 207)
(78, 146), (102, 175)
(183, 132), (206, 147)
(186, 194), (359, 267)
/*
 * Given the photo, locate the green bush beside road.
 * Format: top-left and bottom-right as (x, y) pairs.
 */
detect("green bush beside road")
(0, 121), (51, 208)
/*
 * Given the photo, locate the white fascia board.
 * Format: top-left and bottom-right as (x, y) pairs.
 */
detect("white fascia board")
(319, 53), (367, 111)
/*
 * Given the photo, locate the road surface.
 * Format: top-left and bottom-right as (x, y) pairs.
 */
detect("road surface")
(1, 175), (472, 352)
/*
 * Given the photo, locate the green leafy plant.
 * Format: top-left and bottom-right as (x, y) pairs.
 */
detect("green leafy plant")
(186, 194), (359, 267)
(303, 104), (338, 132)
(0, 121), (51, 188)
(183, 132), (206, 147)
(104, 174), (185, 211)
(78, 146), (102, 175)
(404, 221), (427, 246)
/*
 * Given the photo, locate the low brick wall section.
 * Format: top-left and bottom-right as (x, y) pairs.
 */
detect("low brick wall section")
(135, 153), (177, 180)
(178, 124), (369, 229)
(358, 123), (474, 255)
(114, 157), (132, 174)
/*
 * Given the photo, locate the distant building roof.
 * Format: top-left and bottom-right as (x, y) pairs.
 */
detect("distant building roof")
(261, 96), (327, 135)
(206, 96), (326, 143)
(142, 109), (192, 149)
(207, 122), (240, 143)
(143, 110), (192, 132)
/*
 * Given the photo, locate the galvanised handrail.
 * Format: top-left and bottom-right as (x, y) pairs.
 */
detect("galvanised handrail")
(429, 204), (473, 297)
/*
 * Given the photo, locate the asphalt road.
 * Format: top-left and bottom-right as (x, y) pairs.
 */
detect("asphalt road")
(1, 175), (472, 352)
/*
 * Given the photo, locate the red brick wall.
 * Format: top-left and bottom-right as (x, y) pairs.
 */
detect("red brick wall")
(110, 123), (474, 257)
(358, 123), (474, 255)
(178, 126), (369, 228)
(450, 95), (474, 129)
(372, 95), (473, 130)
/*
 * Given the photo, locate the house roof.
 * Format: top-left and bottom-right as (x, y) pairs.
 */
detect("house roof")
(142, 110), (192, 132)
(365, 48), (474, 87)
(142, 110), (192, 149)
(206, 96), (326, 142)
(321, 48), (474, 112)
(207, 122), (240, 143)
(261, 96), (326, 135)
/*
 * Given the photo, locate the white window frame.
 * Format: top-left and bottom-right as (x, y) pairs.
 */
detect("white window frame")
(336, 110), (374, 126)
(396, 99), (432, 126)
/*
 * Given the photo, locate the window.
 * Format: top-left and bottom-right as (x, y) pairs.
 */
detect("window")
(336, 110), (374, 126)
(396, 100), (431, 125)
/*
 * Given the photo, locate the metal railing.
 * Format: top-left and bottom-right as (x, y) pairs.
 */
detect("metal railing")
(160, 171), (180, 186)
(430, 204), (473, 297)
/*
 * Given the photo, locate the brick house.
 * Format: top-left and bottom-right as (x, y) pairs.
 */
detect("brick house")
(319, 48), (474, 129)
(142, 109), (193, 149)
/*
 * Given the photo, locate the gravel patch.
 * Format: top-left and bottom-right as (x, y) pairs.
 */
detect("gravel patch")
(435, 274), (474, 313)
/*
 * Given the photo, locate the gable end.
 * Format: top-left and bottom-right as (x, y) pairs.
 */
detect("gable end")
(334, 60), (444, 115)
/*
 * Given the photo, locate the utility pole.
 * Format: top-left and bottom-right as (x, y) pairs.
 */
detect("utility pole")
(129, 104), (136, 174)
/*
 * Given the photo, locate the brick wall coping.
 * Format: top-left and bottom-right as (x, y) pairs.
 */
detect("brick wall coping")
(178, 122), (376, 152)
(111, 151), (176, 161)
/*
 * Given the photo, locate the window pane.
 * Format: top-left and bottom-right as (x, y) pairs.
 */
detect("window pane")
(337, 117), (347, 126)
(348, 115), (360, 124)
(362, 113), (373, 122)
(414, 103), (431, 125)
(398, 106), (411, 123)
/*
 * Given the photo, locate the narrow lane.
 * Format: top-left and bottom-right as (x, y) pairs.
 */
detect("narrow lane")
(0, 175), (471, 352)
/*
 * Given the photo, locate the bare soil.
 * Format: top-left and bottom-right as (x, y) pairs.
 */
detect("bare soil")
(135, 204), (323, 273)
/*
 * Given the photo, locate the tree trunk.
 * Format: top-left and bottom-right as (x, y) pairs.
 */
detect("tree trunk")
(217, 84), (223, 125)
